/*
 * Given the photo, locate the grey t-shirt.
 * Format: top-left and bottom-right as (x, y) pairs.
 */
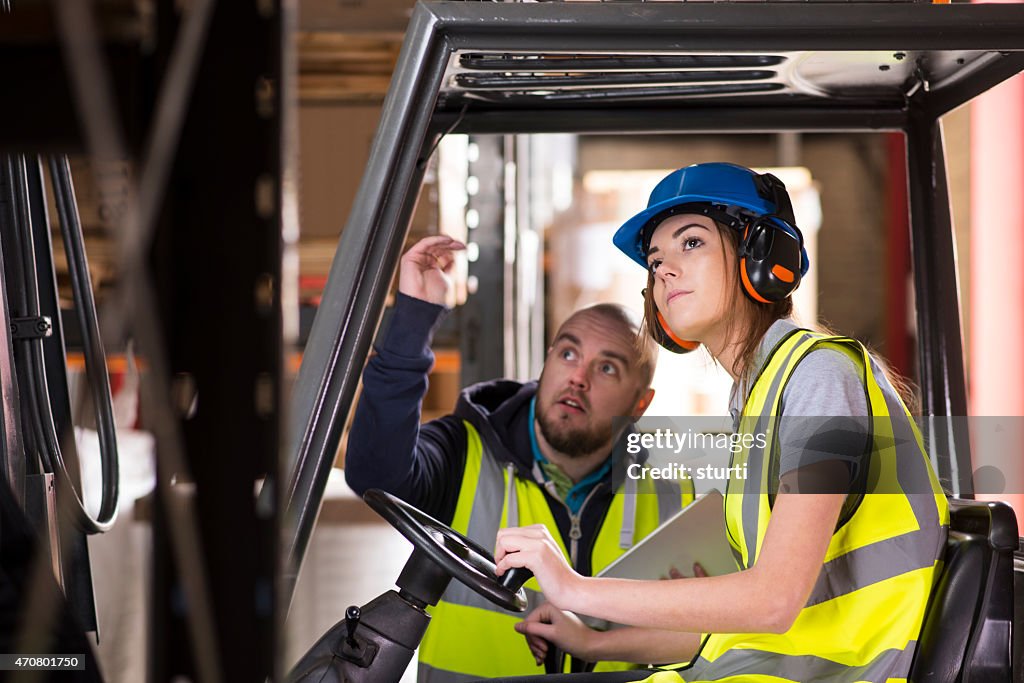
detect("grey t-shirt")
(729, 319), (871, 493)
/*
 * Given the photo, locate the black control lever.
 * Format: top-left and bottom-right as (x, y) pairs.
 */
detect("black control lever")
(338, 604), (378, 668)
(344, 605), (361, 649)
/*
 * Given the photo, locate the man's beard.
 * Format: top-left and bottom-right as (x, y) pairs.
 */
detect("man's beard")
(537, 409), (614, 459)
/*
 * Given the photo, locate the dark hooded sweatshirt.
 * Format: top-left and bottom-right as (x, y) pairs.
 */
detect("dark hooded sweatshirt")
(345, 293), (641, 577)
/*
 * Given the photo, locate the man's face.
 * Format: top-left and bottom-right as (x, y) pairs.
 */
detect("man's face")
(534, 310), (649, 458)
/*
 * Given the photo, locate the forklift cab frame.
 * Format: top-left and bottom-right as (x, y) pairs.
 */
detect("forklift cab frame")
(286, 3), (1024, 681)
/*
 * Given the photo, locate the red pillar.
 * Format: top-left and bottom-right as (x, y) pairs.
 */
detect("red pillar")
(970, 33), (1024, 529)
(885, 134), (911, 379)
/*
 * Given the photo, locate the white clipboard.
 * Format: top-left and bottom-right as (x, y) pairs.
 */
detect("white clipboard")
(597, 490), (736, 581)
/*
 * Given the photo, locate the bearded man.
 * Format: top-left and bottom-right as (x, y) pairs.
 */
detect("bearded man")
(345, 236), (693, 681)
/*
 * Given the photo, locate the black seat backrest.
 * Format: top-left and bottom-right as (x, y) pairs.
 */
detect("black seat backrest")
(909, 499), (1016, 682)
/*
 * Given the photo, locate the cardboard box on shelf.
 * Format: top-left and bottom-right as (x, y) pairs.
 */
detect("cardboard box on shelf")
(299, 0), (417, 33)
(422, 349), (461, 421)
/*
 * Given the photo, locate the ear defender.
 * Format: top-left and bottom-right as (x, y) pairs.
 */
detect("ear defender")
(642, 289), (700, 354)
(738, 215), (805, 304)
(733, 172), (806, 303)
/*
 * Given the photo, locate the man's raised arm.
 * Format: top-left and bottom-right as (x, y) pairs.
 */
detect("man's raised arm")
(344, 236), (467, 521)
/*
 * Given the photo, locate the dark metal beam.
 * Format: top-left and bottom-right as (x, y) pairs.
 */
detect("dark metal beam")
(436, 107), (908, 136)
(926, 51), (1024, 119)
(150, 0), (286, 679)
(904, 102), (973, 497)
(283, 4), (449, 609)
(460, 135), (508, 387)
(426, 2), (1024, 52)
(0, 43), (143, 153)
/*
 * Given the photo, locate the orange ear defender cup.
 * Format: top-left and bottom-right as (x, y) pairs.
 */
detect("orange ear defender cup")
(655, 311), (700, 353)
(642, 288), (699, 354)
(740, 257), (773, 304)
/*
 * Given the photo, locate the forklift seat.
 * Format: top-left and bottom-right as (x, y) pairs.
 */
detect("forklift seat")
(908, 498), (1016, 682)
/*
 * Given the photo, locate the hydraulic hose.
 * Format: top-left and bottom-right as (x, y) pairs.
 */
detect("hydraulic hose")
(46, 155), (120, 532)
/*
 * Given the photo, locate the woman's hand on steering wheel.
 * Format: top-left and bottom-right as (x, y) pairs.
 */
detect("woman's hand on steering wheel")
(495, 524), (582, 610)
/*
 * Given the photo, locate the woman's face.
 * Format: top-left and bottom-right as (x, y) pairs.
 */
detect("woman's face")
(646, 213), (738, 344)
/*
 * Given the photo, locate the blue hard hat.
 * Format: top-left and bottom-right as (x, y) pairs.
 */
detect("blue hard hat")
(612, 162), (807, 273)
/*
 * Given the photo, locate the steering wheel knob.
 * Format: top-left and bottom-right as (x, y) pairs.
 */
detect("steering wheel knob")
(499, 567), (534, 592)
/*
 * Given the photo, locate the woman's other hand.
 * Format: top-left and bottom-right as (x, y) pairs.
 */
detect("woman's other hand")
(514, 603), (598, 664)
(664, 562), (708, 580)
(495, 524), (582, 609)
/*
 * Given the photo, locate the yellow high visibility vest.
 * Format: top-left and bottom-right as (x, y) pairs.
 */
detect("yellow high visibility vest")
(418, 420), (694, 681)
(644, 331), (949, 683)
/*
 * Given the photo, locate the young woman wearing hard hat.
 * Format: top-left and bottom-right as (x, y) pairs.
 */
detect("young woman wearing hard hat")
(495, 162), (948, 683)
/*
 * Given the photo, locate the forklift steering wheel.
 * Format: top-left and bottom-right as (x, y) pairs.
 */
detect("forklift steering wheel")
(364, 489), (528, 613)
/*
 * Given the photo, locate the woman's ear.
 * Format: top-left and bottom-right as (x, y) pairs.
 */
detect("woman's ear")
(632, 388), (656, 420)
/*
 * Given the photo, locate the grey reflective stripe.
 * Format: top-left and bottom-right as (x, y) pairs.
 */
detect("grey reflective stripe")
(505, 463), (519, 528)
(796, 353), (947, 606)
(654, 477), (682, 524)
(682, 639), (918, 683)
(806, 525), (945, 606)
(620, 466), (680, 548)
(418, 661), (490, 683)
(619, 472), (637, 549)
(442, 438), (508, 612)
(463, 439), (505, 546)
(729, 544), (743, 568)
(740, 332), (813, 566)
(873, 356), (946, 560)
(740, 410), (770, 567)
